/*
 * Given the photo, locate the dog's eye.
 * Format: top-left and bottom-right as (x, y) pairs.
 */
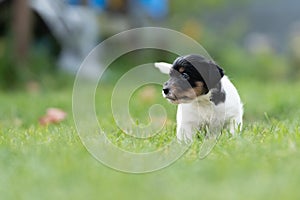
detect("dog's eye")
(181, 73), (190, 79)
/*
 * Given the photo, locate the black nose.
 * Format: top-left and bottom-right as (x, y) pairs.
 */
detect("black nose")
(163, 88), (169, 95)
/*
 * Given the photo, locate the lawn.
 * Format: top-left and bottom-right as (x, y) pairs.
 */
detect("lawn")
(1, 76), (300, 200)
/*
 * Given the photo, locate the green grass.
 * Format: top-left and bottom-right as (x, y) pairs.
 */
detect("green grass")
(1, 77), (300, 200)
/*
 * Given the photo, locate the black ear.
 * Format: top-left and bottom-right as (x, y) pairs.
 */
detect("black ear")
(207, 62), (224, 90)
(183, 55), (224, 90)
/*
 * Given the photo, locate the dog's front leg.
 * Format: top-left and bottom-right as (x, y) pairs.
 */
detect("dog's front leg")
(229, 116), (243, 135)
(208, 103), (225, 138)
(176, 104), (198, 143)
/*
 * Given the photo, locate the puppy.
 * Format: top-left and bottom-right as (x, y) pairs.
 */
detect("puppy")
(155, 54), (243, 142)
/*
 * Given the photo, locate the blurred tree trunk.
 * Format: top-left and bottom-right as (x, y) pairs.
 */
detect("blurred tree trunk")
(12, 0), (32, 67)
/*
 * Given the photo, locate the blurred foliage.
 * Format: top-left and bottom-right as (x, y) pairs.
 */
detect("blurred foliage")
(0, 0), (299, 89)
(0, 34), (72, 91)
(166, 0), (296, 82)
(0, 41), (59, 90)
(91, 0), (299, 84)
(170, 0), (249, 16)
(215, 45), (288, 81)
(100, 49), (177, 85)
(169, 0), (250, 31)
(0, 1), (60, 90)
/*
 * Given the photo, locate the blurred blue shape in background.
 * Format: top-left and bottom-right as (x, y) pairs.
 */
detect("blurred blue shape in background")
(88, 0), (106, 11)
(67, 0), (106, 12)
(139, 0), (168, 19)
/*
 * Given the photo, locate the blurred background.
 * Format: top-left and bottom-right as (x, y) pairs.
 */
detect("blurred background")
(2, 1), (300, 199)
(1, 0), (300, 89)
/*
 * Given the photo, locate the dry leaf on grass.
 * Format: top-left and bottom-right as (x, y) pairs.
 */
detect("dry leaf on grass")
(39, 108), (67, 125)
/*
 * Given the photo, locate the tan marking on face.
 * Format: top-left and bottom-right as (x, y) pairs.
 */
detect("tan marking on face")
(179, 67), (185, 73)
(175, 81), (205, 100)
(193, 81), (205, 96)
(164, 80), (206, 104)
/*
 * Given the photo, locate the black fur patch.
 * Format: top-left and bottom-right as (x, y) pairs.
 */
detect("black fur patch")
(172, 55), (224, 94)
(210, 82), (226, 105)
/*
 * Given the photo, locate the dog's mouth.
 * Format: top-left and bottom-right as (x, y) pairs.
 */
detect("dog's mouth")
(165, 94), (193, 104)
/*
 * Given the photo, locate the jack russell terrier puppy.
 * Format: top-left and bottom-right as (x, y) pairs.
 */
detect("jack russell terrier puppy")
(155, 54), (243, 142)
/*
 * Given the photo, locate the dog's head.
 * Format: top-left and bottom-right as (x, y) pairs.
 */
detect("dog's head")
(159, 55), (224, 104)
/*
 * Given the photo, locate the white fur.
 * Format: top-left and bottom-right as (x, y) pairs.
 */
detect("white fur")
(155, 62), (243, 142)
(154, 62), (172, 74)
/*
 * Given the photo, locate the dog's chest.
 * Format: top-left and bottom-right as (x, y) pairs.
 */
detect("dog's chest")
(177, 99), (214, 126)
